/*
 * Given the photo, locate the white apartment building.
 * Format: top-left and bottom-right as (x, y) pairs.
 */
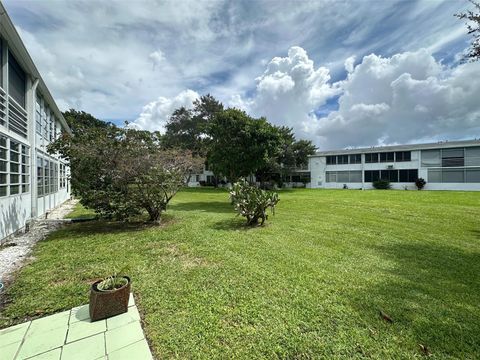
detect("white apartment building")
(309, 140), (480, 191)
(1, 3), (71, 243)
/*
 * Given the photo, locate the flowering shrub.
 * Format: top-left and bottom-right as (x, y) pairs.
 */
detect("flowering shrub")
(230, 178), (279, 226)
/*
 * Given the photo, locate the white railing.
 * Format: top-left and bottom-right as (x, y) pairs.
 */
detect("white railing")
(0, 87), (6, 126)
(8, 96), (28, 138)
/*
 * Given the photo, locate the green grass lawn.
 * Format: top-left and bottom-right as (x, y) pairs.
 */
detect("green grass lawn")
(1, 188), (479, 359)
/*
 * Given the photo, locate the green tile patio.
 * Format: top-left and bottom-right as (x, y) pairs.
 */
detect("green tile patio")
(0, 293), (153, 360)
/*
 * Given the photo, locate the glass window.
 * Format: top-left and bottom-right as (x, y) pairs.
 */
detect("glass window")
(466, 147), (480, 166)
(8, 52), (26, 108)
(395, 151), (411, 162)
(326, 171), (335, 182)
(349, 171), (362, 182)
(364, 170), (380, 182)
(380, 152), (394, 162)
(421, 150), (441, 167)
(365, 153), (379, 163)
(36, 96), (42, 135)
(349, 154), (361, 164)
(466, 168), (480, 183)
(442, 169), (464, 183)
(337, 155), (349, 165)
(428, 169), (441, 183)
(337, 171), (349, 182)
(37, 157), (44, 196)
(441, 148), (464, 167)
(326, 156), (337, 165)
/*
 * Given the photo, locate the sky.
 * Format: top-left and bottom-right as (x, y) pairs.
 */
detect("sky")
(3, 0), (480, 150)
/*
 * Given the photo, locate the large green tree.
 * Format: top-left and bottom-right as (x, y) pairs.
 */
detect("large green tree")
(456, 0), (480, 62)
(164, 94), (223, 156)
(207, 108), (282, 182)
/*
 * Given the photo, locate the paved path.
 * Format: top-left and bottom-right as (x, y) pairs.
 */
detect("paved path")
(0, 293), (153, 359)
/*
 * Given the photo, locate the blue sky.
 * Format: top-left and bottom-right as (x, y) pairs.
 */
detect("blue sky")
(3, 0), (480, 149)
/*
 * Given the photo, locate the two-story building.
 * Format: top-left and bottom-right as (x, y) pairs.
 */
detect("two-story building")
(1, 3), (71, 243)
(309, 140), (480, 191)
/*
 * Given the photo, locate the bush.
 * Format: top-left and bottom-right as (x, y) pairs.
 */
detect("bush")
(415, 178), (427, 190)
(372, 179), (391, 189)
(230, 178), (279, 226)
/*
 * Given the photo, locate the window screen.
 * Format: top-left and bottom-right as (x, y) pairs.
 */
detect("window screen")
(466, 168), (480, 183)
(466, 147), (480, 166)
(442, 168), (464, 183)
(8, 52), (26, 108)
(421, 150), (441, 167)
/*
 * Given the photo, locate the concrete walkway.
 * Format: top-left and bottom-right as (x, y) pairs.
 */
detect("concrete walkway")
(0, 293), (153, 360)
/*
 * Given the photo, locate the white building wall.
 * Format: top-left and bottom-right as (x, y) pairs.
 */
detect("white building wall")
(0, 6), (72, 243)
(310, 145), (480, 191)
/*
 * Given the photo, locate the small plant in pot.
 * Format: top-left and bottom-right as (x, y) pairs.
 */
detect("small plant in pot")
(89, 273), (131, 322)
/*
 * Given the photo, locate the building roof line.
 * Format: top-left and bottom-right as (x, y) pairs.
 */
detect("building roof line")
(310, 139), (480, 157)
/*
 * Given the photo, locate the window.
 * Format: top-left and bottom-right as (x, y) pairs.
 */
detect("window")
(327, 171), (362, 183)
(442, 148), (464, 167)
(0, 135), (7, 196)
(8, 52), (26, 108)
(60, 163), (66, 188)
(9, 140), (20, 195)
(337, 155), (349, 165)
(380, 152), (394, 162)
(395, 151), (411, 162)
(349, 154), (361, 164)
(21, 145), (29, 193)
(326, 155), (337, 165)
(380, 169), (398, 182)
(442, 168), (464, 183)
(42, 105), (48, 140)
(326, 171), (336, 182)
(36, 96), (42, 135)
(399, 169), (418, 182)
(37, 157), (44, 196)
(44, 159), (49, 194)
(364, 170), (380, 182)
(466, 147), (480, 166)
(428, 169), (442, 183)
(421, 150), (441, 167)
(466, 168), (480, 183)
(50, 112), (55, 142)
(365, 153), (379, 163)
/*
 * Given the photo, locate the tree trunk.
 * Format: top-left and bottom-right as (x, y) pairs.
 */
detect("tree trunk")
(147, 208), (161, 223)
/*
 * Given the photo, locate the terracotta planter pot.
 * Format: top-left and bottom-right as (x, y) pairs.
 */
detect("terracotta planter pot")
(89, 276), (131, 322)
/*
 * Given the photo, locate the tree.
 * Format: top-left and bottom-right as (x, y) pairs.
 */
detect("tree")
(207, 108), (282, 182)
(62, 109), (114, 135)
(49, 112), (200, 222)
(255, 126), (317, 186)
(230, 178), (279, 226)
(455, 1), (480, 62)
(164, 94), (223, 156)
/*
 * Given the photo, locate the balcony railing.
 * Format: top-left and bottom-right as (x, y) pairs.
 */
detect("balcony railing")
(0, 87), (6, 126)
(8, 96), (28, 138)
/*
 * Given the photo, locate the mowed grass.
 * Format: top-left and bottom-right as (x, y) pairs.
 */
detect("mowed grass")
(1, 188), (479, 359)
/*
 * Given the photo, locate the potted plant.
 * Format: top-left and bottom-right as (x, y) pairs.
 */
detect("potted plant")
(89, 273), (131, 322)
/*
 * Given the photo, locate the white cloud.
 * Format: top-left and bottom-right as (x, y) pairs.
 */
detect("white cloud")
(244, 46), (340, 136)
(133, 89), (199, 132)
(344, 56), (356, 73)
(314, 49), (480, 149)
(149, 50), (165, 69)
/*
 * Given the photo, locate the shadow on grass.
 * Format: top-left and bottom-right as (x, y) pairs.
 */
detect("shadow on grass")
(348, 241), (480, 357)
(211, 218), (268, 231)
(169, 201), (233, 214)
(45, 214), (177, 239)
